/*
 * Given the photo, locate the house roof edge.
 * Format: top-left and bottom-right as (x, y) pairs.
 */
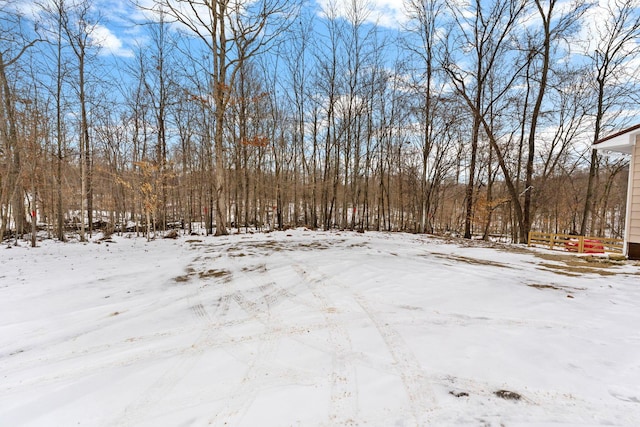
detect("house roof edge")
(595, 123), (640, 145)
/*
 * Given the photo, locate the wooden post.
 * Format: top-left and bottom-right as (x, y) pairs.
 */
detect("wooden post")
(578, 236), (584, 253)
(31, 209), (37, 248)
(549, 233), (555, 250)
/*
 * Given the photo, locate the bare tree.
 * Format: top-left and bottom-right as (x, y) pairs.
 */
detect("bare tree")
(279, 10), (314, 228)
(60, 0), (100, 241)
(581, 0), (640, 235)
(443, 0), (590, 242)
(403, 0), (446, 233)
(442, 0), (526, 239)
(0, 5), (41, 239)
(520, 0), (590, 241)
(37, 0), (70, 241)
(153, 0), (296, 235)
(141, 10), (176, 231)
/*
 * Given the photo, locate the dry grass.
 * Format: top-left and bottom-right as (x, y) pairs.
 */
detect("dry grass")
(242, 264), (267, 273)
(535, 253), (624, 266)
(527, 283), (586, 296)
(433, 253), (512, 269)
(533, 252), (625, 276)
(174, 266), (196, 283)
(199, 269), (232, 279)
(528, 284), (563, 291)
(536, 263), (617, 276)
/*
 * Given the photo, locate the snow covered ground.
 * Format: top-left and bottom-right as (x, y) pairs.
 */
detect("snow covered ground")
(1, 229), (639, 426)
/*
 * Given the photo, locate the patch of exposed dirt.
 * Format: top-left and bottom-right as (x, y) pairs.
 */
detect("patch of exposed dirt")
(433, 253), (512, 269)
(295, 241), (334, 251)
(537, 262), (617, 277)
(536, 266), (580, 277)
(495, 390), (521, 400)
(533, 253), (628, 276)
(529, 284), (561, 290)
(449, 391), (469, 398)
(535, 253), (624, 267)
(349, 242), (369, 248)
(174, 266), (196, 283)
(257, 241), (285, 250)
(231, 241), (286, 253)
(436, 235), (530, 254)
(528, 283), (586, 292)
(198, 269), (232, 279)
(528, 283), (585, 298)
(242, 264), (267, 273)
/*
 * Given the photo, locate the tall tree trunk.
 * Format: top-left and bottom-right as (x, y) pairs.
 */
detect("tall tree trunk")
(55, 0), (66, 241)
(464, 111), (479, 239)
(522, 0), (553, 243)
(0, 51), (26, 237)
(79, 52), (88, 241)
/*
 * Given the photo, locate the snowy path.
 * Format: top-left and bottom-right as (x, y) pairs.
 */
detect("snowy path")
(1, 230), (639, 426)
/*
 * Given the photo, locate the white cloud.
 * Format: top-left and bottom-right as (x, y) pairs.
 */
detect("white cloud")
(316, 0), (409, 29)
(6, 0), (137, 58)
(90, 24), (134, 58)
(10, 0), (41, 20)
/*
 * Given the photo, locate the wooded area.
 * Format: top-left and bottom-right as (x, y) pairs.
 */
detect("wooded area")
(1, 0), (639, 245)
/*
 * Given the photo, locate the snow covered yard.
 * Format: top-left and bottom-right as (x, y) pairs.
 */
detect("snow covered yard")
(1, 230), (639, 427)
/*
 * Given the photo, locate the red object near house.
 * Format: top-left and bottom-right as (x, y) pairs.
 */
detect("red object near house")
(564, 239), (605, 254)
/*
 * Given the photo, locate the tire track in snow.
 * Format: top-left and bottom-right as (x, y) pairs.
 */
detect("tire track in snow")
(226, 250), (361, 425)
(291, 264), (359, 426)
(295, 261), (438, 424)
(112, 258), (231, 427)
(209, 248), (354, 425)
(207, 252), (287, 426)
(352, 294), (437, 423)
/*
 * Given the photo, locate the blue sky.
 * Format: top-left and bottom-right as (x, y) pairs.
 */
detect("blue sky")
(9, 0), (639, 132)
(12, 0), (410, 60)
(12, 0), (621, 68)
(12, 0), (630, 61)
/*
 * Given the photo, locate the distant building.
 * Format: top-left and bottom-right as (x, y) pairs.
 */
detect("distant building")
(595, 124), (640, 260)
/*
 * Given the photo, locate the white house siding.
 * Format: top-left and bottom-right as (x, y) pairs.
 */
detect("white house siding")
(630, 137), (640, 244)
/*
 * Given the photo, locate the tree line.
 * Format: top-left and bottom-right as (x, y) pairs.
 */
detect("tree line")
(1, 0), (639, 245)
